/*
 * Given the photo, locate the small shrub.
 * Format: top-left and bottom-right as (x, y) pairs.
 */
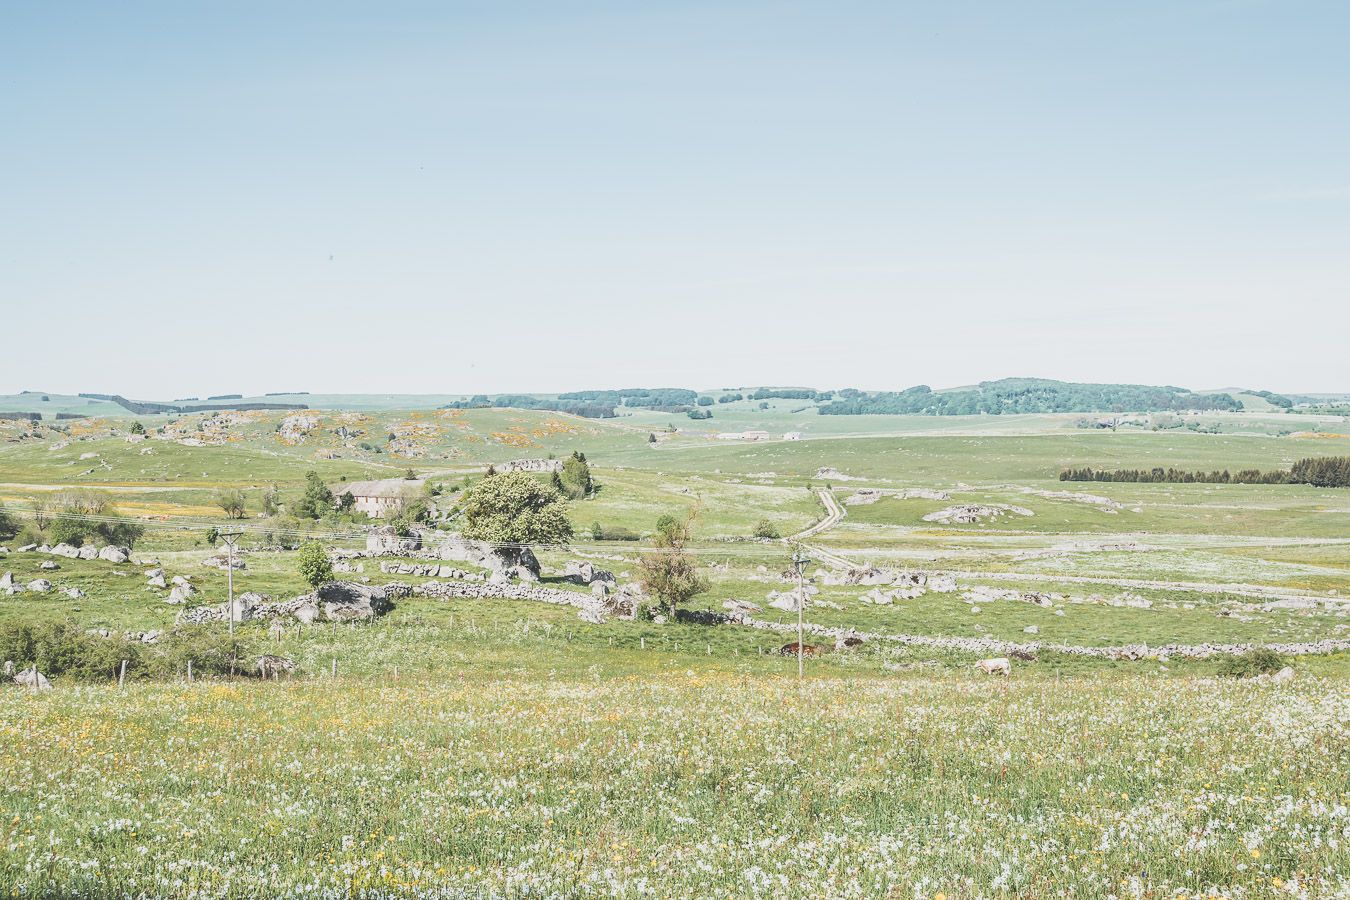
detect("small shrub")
(752, 519), (781, 539)
(296, 541), (334, 588)
(1216, 648), (1286, 678)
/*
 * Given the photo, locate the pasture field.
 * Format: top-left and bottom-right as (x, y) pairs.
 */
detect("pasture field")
(1, 403), (1348, 897)
(2, 661), (1347, 898)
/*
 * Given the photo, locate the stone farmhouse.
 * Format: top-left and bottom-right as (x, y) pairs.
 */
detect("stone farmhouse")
(333, 478), (424, 518)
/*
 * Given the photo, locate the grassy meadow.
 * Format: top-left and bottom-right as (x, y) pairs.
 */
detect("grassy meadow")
(1, 402), (1348, 897)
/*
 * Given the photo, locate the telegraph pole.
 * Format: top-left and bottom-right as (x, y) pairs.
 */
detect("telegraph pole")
(790, 547), (810, 679)
(220, 530), (244, 640)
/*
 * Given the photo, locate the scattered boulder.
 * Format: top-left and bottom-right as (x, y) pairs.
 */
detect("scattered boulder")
(975, 657), (1011, 676)
(314, 581), (392, 622)
(39, 560), (59, 570)
(256, 655), (296, 679)
(25, 579), (52, 593)
(98, 546), (130, 563)
(562, 561), (616, 586)
(147, 574), (167, 589)
(202, 555), (245, 570)
(291, 601), (322, 625)
(50, 543), (81, 559)
(14, 667), (52, 690)
(923, 505), (1033, 525)
(366, 526), (422, 555)
(834, 628), (865, 651)
(144, 568), (164, 579)
(1271, 666), (1296, 684)
(167, 583), (196, 604)
(77, 546), (98, 560)
(437, 537), (540, 580)
(65, 588), (85, 600)
(0, 572), (12, 591)
(1023, 625), (1040, 635)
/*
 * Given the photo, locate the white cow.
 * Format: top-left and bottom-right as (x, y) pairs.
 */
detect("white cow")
(975, 657), (1011, 676)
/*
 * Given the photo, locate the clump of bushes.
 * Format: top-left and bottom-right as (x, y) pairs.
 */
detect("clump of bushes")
(1216, 648), (1287, 678)
(589, 522), (640, 541)
(0, 621), (262, 682)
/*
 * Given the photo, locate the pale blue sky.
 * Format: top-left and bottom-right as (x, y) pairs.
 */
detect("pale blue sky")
(3, 1), (1347, 397)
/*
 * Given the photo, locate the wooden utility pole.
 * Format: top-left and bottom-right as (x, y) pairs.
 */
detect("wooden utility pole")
(220, 529), (244, 676)
(791, 547), (810, 679)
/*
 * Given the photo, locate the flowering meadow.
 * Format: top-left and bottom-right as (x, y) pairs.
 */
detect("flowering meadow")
(1, 673), (1346, 899)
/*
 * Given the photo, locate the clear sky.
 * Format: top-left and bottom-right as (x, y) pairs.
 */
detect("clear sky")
(4, 1), (1347, 398)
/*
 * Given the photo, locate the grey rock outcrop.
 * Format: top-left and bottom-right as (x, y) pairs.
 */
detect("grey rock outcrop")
(14, 668), (52, 690)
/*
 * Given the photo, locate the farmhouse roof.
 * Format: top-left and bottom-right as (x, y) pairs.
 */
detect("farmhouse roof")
(334, 478), (424, 498)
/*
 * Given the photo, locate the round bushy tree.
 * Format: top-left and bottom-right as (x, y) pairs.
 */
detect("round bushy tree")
(296, 541), (334, 589)
(460, 472), (573, 546)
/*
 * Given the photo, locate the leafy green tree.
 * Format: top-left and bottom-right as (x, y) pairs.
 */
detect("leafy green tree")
(637, 512), (709, 617)
(460, 472), (573, 546)
(296, 541), (334, 589)
(753, 519), (781, 539)
(335, 491), (355, 513)
(260, 485), (281, 517)
(216, 489), (247, 519)
(556, 452), (594, 500)
(294, 471), (334, 520)
(129, 421), (145, 435)
(389, 496), (430, 534)
(0, 505), (17, 540)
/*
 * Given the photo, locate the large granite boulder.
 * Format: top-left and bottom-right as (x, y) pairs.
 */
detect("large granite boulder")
(562, 561), (616, 586)
(98, 546), (130, 563)
(438, 537), (540, 580)
(14, 668), (51, 690)
(314, 581), (393, 622)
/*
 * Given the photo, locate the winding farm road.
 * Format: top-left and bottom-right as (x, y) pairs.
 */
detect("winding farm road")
(791, 489), (845, 541)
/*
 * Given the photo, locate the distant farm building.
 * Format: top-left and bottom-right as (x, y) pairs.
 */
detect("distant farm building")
(783, 431), (803, 441)
(716, 430), (771, 441)
(334, 478), (424, 518)
(500, 458), (563, 473)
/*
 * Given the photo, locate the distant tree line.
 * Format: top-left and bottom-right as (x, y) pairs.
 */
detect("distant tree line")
(76, 393), (307, 415)
(749, 388), (832, 401)
(819, 379), (1243, 416)
(441, 395), (617, 418)
(1060, 457), (1350, 487)
(558, 388), (699, 407)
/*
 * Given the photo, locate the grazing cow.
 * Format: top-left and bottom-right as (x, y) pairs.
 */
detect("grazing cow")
(779, 642), (822, 658)
(255, 655), (296, 680)
(975, 657), (1011, 676)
